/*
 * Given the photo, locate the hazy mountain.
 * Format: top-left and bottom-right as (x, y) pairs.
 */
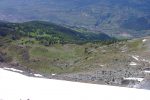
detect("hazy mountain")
(0, 0), (149, 37)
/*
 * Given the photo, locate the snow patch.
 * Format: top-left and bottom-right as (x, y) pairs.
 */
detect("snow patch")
(124, 77), (144, 82)
(130, 62), (137, 66)
(100, 65), (105, 67)
(132, 55), (139, 61)
(3, 67), (23, 73)
(144, 71), (150, 73)
(52, 73), (56, 76)
(142, 39), (147, 42)
(34, 74), (43, 77)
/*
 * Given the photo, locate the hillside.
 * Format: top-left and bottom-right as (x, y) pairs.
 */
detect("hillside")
(1, 21), (150, 87)
(0, 0), (149, 37)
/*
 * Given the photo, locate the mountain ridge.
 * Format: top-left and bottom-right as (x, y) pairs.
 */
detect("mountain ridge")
(0, 21), (114, 45)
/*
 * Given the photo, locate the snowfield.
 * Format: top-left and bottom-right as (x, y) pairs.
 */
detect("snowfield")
(0, 68), (150, 100)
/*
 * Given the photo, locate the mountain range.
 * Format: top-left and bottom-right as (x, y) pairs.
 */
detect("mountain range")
(0, 0), (149, 38)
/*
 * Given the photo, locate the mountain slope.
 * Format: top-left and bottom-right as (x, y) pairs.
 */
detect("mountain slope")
(1, 21), (150, 87)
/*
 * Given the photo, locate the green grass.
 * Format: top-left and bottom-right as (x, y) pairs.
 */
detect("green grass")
(1, 37), (146, 74)
(30, 45), (76, 60)
(127, 39), (144, 52)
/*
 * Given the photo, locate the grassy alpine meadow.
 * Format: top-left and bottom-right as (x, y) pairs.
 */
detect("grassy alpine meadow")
(0, 36), (145, 75)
